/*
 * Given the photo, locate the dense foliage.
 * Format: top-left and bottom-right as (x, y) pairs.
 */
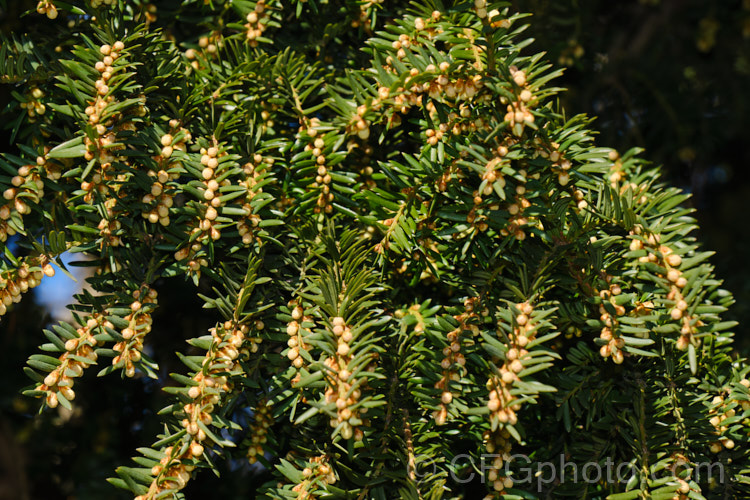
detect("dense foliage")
(1, 1), (749, 499)
(521, 0), (750, 342)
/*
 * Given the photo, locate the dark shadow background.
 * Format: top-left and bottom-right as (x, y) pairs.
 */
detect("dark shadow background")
(0, 0), (748, 498)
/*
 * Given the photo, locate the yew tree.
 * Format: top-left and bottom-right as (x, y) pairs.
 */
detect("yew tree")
(2, 1), (749, 499)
